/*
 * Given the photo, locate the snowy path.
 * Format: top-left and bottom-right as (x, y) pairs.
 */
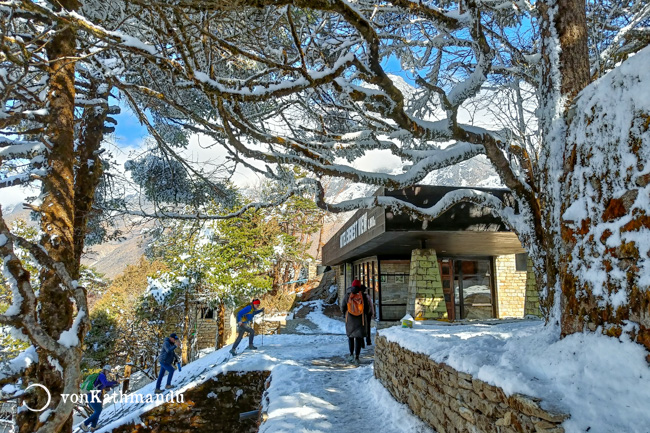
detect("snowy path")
(260, 344), (433, 433)
(81, 308), (650, 433)
(87, 333), (432, 433)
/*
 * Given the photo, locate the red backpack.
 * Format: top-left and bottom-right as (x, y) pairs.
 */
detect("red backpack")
(347, 292), (365, 316)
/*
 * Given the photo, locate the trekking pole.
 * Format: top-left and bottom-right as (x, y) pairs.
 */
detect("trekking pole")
(120, 380), (126, 413)
(261, 310), (265, 347)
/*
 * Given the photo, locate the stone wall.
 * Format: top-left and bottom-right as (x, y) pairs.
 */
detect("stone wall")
(407, 249), (447, 320)
(194, 309), (238, 353)
(335, 264), (353, 305)
(495, 255), (527, 318)
(112, 371), (270, 433)
(375, 336), (568, 433)
(523, 259), (540, 317)
(336, 264), (345, 305)
(196, 319), (218, 350)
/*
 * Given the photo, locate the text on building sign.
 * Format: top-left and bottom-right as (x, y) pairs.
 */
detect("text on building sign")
(340, 214), (376, 248)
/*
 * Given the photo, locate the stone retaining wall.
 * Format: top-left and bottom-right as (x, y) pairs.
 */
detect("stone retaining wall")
(375, 336), (568, 433)
(112, 371), (270, 433)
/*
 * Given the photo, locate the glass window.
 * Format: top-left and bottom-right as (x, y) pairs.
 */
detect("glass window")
(515, 253), (528, 272)
(455, 259), (494, 320)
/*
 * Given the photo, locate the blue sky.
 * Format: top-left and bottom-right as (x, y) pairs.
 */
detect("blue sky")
(111, 100), (149, 148)
(110, 55), (410, 149)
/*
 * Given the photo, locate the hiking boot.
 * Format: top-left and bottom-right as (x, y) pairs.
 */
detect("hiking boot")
(79, 424), (90, 432)
(352, 358), (360, 366)
(155, 389), (163, 394)
(229, 349), (237, 356)
(248, 345), (258, 350)
(165, 385), (174, 390)
(346, 354), (355, 363)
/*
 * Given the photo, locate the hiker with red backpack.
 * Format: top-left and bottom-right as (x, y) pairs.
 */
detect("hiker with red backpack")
(341, 279), (370, 366)
(79, 365), (118, 432)
(230, 299), (265, 356)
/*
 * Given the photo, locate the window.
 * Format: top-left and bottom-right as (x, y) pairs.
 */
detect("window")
(515, 253), (528, 272)
(199, 307), (214, 319)
(453, 259), (494, 320)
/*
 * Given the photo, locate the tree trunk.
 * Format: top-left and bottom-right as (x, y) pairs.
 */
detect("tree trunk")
(17, 0), (82, 430)
(538, 0), (650, 354)
(73, 81), (110, 268)
(216, 302), (226, 349)
(537, 0), (590, 323)
(182, 290), (190, 364)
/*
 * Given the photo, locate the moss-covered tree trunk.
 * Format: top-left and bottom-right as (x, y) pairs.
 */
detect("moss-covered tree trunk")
(538, 0), (650, 354)
(10, 3), (112, 431)
(16, 0), (83, 430)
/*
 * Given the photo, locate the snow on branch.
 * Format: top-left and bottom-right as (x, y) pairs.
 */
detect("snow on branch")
(595, 2), (650, 74)
(0, 212), (60, 353)
(315, 184), (509, 219)
(97, 187), (299, 220)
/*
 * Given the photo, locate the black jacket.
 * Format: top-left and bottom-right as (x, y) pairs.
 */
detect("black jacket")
(341, 286), (369, 338)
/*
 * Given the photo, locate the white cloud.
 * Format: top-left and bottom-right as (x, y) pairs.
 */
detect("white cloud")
(0, 184), (39, 209)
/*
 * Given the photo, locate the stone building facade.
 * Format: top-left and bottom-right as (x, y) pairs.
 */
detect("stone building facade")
(176, 305), (239, 357)
(407, 249), (447, 320)
(495, 255), (527, 318)
(325, 186), (541, 323)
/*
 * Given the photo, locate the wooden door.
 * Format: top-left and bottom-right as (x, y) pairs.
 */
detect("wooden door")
(438, 258), (455, 320)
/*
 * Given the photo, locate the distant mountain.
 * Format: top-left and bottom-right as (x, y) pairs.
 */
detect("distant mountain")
(83, 229), (148, 279)
(2, 155), (502, 278)
(420, 155), (502, 188)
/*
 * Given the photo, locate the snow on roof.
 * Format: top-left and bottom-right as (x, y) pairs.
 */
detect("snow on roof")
(380, 320), (650, 433)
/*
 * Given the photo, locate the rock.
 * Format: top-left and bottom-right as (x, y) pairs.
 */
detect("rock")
(458, 377), (473, 390)
(496, 411), (513, 427)
(508, 394), (569, 423)
(458, 406), (475, 423)
(483, 385), (501, 403)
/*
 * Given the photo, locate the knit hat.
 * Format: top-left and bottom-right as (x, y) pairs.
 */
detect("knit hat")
(351, 279), (361, 287)
(252, 299), (261, 306)
(102, 364), (111, 371)
(170, 333), (178, 340)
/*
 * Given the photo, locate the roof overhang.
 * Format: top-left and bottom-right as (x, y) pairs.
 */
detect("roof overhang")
(323, 230), (525, 265)
(322, 185), (525, 266)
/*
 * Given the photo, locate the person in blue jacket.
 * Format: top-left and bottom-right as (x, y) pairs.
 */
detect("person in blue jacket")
(155, 333), (180, 394)
(230, 299), (264, 355)
(79, 365), (118, 432)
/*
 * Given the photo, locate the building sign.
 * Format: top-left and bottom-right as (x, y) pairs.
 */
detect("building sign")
(340, 213), (376, 248)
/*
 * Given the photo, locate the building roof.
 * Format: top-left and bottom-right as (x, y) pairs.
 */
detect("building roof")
(322, 185), (526, 265)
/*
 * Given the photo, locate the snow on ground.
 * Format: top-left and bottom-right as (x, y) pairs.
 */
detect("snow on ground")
(301, 300), (346, 334)
(79, 318), (650, 433)
(260, 361), (431, 433)
(85, 333), (428, 433)
(262, 312), (294, 322)
(381, 319), (650, 433)
(295, 300), (376, 336)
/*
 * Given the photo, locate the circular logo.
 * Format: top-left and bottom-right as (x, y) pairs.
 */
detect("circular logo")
(23, 384), (51, 412)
